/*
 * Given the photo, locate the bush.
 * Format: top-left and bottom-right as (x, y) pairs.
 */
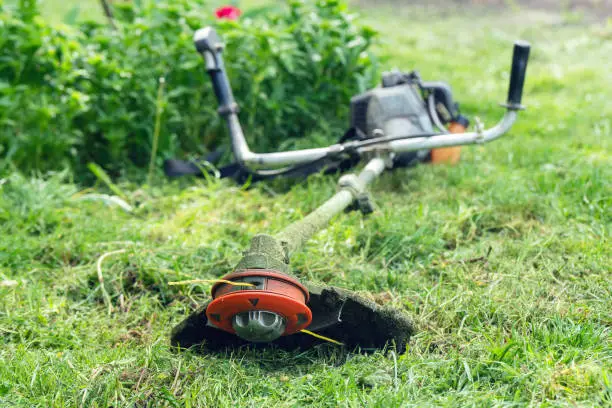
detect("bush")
(0, 0), (377, 181)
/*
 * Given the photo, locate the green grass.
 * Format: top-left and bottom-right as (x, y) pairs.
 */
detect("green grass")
(1, 1), (611, 407)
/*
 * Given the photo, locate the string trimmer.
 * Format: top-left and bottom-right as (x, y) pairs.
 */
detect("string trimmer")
(171, 27), (530, 352)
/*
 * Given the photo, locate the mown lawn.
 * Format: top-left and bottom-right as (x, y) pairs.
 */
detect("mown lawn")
(1, 1), (610, 406)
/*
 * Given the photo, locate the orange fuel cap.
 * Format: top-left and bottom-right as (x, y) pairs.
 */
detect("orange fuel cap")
(431, 121), (466, 164)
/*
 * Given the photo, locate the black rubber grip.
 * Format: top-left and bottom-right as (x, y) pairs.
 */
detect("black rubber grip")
(507, 40), (531, 107)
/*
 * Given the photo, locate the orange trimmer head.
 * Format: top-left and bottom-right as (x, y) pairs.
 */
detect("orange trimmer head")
(206, 270), (312, 342)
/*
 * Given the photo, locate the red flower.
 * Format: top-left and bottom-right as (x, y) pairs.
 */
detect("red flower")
(215, 5), (241, 20)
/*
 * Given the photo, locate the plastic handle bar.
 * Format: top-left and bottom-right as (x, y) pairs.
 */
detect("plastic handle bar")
(506, 40), (531, 107)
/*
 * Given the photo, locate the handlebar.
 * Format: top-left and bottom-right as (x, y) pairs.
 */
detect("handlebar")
(192, 27), (530, 170)
(506, 41), (531, 108)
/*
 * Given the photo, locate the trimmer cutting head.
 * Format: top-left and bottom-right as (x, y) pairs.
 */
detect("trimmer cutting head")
(171, 282), (415, 353)
(206, 270), (312, 342)
(170, 234), (413, 352)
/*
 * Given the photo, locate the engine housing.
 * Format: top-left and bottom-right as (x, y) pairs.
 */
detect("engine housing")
(350, 83), (433, 164)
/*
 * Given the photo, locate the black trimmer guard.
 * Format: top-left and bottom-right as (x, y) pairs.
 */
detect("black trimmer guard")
(171, 283), (414, 353)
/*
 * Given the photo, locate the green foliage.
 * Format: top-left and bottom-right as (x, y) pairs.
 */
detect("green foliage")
(0, 0), (377, 181)
(219, 0), (378, 151)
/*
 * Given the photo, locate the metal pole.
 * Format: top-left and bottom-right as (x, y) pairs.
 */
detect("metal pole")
(276, 158), (386, 254)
